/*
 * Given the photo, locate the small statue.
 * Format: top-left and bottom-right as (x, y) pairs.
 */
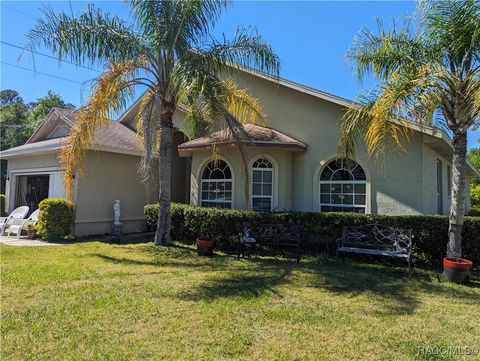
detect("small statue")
(113, 200), (121, 226)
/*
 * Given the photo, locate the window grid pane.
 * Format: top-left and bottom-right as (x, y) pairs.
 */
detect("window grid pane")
(201, 160), (232, 209)
(252, 159), (274, 212)
(319, 158), (367, 213)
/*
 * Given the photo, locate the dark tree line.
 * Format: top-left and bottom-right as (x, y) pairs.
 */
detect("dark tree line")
(0, 89), (74, 193)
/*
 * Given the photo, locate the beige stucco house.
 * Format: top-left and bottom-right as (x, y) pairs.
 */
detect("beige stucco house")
(1, 68), (478, 236)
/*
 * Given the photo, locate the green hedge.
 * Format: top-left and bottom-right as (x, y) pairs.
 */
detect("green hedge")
(145, 203), (480, 265)
(468, 205), (480, 217)
(37, 198), (75, 241)
(0, 194), (5, 216)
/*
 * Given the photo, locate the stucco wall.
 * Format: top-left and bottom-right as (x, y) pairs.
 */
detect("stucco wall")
(186, 69), (479, 216)
(6, 153), (60, 171)
(75, 151), (151, 235)
(422, 143), (451, 215)
(186, 70), (435, 215)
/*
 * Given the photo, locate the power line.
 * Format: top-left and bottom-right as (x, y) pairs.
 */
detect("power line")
(0, 3), (36, 19)
(1, 41), (101, 73)
(1, 61), (83, 85)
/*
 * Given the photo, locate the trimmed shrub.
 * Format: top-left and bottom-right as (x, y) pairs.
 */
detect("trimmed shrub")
(468, 205), (480, 217)
(145, 203), (480, 265)
(0, 194), (5, 216)
(37, 198), (75, 241)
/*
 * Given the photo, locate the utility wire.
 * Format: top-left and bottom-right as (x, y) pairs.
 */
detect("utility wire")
(1, 61), (83, 84)
(0, 3), (35, 19)
(1, 41), (101, 73)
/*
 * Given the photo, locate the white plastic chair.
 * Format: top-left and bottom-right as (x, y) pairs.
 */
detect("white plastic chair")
(0, 206), (30, 236)
(7, 209), (40, 237)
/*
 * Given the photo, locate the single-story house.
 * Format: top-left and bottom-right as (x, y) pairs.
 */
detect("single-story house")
(1, 68), (478, 235)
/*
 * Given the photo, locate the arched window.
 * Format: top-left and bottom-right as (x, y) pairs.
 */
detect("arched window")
(252, 158), (273, 211)
(201, 160), (232, 208)
(319, 158), (367, 213)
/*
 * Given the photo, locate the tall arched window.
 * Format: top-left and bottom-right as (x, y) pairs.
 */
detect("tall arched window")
(201, 160), (232, 208)
(319, 158), (367, 213)
(251, 158), (274, 211)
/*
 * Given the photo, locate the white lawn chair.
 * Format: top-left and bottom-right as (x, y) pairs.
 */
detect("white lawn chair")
(0, 206), (30, 236)
(7, 209), (40, 237)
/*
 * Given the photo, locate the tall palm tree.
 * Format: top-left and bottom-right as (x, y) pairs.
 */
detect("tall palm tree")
(340, 0), (479, 257)
(26, 1), (280, 245)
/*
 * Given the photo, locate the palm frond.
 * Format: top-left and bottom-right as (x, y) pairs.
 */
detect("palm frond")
(419, 0), (480, 74)
(221, 79), (265, 126)
(135, 89), (160, 187)
(130, 0), (228, 55)
(339, 71), (421, 164)
(348, 18), (429, 81)
(26, 4), (146, 67)
(338, 94), (374, 160)
(171, 55), (225, 122)
(206, 25), (280, 77)
(59, 59), (145, 199)
(223, 111), (252, 201)
(181, 101), (209, 139)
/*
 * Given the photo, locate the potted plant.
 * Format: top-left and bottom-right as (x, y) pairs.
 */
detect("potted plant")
(195, 218), (216, 256)
(196, 237), (215, 256)
(443, 257), (473, 284)
(25, 223), (38, 239)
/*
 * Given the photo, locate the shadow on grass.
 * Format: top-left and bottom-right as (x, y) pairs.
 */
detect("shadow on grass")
(90, 243), (226, 269)
(92, 242), (480, 315)
(179, 269), (291, 301)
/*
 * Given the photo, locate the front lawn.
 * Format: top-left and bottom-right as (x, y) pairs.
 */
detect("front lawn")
(1, 241), (479, 360)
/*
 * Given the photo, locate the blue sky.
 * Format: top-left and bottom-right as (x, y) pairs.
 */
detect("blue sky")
(1, 1), (478, 149)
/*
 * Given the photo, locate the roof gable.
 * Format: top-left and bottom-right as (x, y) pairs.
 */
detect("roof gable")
(27, 108), (75, 144)
(1, 107), (143, 159)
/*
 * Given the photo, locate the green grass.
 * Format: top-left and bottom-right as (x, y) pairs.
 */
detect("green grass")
(1, 240), (479, 360)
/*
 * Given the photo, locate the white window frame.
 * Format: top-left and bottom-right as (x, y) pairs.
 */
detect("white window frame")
(318, 159), (368, 213)
(200, 160), (233, 208)
(251, 158), (274, 212)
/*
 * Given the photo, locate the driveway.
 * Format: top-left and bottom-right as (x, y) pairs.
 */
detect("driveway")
(0, 235), (62, 246)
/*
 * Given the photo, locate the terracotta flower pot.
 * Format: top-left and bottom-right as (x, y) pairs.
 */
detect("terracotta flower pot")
(443, 257), (473, 284)
(196, 238), (215, 256)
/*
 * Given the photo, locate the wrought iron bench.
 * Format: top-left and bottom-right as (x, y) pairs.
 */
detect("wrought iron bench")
(238, 221), (302, 263)
(336, 224), (413, 276)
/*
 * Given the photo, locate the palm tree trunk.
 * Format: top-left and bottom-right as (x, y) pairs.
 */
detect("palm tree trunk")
(447, 132), (468, 258)
(154, 115), (173, 246)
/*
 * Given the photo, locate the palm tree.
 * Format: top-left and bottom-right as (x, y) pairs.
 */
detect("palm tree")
(26, 1), (280, 245)
(339, 0), (479, 257)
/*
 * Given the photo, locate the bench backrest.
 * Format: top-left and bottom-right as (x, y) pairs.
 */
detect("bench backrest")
(243, 221), (300, 244)
(338, 223), (412, 254)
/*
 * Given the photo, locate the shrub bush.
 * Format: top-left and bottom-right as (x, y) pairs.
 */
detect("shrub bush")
(145, 203), (480, 266)
(470, 184), (480, 206)
(37, 198), (75, 241)
(467, 205), (480, 217)
(0, 194), (5, 216)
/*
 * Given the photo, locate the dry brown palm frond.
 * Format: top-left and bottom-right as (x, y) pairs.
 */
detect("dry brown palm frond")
(59, 59), (145, 199)
(221, 79), (265, 126)
(135, 89), (160, 188)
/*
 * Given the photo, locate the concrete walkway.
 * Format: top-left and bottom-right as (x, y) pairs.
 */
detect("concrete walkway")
(0, 235), (62, 246)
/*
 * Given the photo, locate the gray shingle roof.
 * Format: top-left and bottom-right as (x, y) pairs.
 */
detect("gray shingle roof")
(1, 108), (142, 158)
(178, 123), (307, 152)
